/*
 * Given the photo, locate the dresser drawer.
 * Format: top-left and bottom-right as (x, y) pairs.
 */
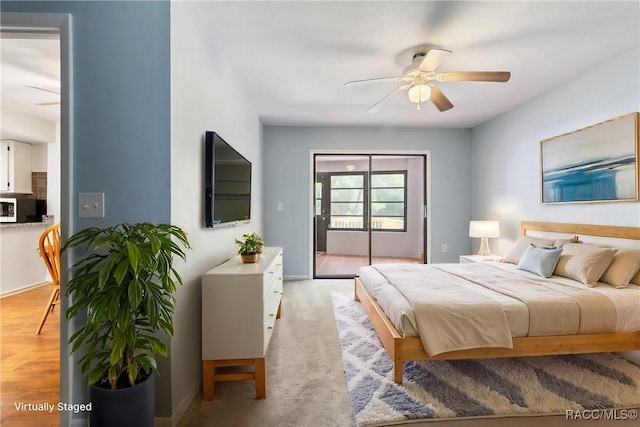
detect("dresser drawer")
(263, 258), (283, 292)
(263, 280), (282, 353)
(263, 278), (282, 322)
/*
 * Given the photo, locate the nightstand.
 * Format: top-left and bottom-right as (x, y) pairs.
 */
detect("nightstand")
(459, 255), (503, 264)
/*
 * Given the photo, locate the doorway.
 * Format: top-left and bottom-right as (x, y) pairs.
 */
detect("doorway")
(1, 12), (71, 427)
(313, 153), (428, 278)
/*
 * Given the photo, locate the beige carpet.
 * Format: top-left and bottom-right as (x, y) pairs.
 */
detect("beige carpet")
(178, 280), (639, 427)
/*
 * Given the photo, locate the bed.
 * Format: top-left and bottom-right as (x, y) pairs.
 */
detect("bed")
(354, 221), (640, 384)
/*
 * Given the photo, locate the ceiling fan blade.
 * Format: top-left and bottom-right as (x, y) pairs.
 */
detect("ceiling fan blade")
(345, 76), (404, 86)
(429, 84), (453, 112)
(438, 71), (511, 82)
(418, 48), (452, 71)
(36, 102), (61, 106)
(25, 85), (61, 95)
(366, 85), (409, 113)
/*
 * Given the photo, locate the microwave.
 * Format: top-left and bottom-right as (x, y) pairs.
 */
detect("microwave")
(0, 198), (16, 222)
(0, 197), (46, 223)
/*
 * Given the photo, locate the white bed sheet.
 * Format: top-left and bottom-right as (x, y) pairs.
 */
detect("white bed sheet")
(358, 261), (640, 338)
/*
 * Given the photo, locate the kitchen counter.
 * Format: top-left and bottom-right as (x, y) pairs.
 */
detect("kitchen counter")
(1, 220), (54, 229)
(0, 221), (52, 296)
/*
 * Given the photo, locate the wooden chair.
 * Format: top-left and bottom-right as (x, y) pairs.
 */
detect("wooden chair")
(36, 223), (61, 334)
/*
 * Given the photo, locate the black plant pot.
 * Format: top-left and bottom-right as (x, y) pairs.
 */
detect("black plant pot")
(89, 370), (154, 427)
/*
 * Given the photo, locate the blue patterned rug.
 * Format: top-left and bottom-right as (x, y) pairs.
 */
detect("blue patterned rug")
(331, 292), (640, 427)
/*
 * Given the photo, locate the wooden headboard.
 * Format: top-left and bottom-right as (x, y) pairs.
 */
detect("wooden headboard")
(521, 221), (640, 241)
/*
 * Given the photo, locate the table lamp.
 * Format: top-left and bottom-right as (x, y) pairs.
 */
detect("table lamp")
(469, 220), (500, 256)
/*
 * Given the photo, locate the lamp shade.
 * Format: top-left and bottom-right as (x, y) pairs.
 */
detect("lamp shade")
(469, 220), (500, 238)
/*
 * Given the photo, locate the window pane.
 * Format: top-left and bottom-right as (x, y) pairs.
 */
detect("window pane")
(315, 200), (321, 215)
(371, 188), (404, 202)
(331, 175), (363, 188)
(331, 202), (363, 215)
(371, 217), (405, 230)
(315, 182), (322, 199)
(330, 216), (364, 229)
(371, 202), (404, 216)
(331, 188), (363, 202)
(371, 173), (404, 187)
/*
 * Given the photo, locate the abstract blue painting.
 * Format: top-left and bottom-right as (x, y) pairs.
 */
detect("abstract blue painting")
(541, 113), (639, 204)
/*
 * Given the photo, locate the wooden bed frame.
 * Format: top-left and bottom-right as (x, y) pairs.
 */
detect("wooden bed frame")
(354, 221), (640, 384)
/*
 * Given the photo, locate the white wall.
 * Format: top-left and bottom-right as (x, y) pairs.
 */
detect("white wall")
(471, 47), (640, 255)
(47, 123), (61, 223)
(170, 2), (262, 425)
(30, 143), (47, 171)
(0, 105), (56, 143)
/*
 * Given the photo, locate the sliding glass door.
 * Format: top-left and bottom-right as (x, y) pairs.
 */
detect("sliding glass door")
(313, 153), (427, 278)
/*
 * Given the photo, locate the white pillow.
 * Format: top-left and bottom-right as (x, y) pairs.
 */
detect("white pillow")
(554, 243), (618, 287)
(600, 250), (640, 288)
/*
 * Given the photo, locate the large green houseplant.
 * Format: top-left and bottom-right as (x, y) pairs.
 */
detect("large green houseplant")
(63, 223), (190, 426)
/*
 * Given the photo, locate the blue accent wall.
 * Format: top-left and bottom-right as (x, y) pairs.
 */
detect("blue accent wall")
(1, 1), (171, 423)
(1, 1), (172, 227)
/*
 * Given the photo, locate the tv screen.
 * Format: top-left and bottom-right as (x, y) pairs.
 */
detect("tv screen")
(204, 131), (252, 228)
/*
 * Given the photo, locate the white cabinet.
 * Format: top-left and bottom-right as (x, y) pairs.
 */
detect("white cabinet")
(201, 247), (283, 400)
(0, 223), (48, 295)
(0, 140), (32, 193)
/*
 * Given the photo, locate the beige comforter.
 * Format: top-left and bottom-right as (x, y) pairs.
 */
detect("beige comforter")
(373, 263), (617, 356)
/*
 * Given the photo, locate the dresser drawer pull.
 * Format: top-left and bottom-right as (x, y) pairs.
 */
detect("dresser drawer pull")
(267, 326), (273, 330)
(268, 271), (275, 274)
(273, 290), (279, 293)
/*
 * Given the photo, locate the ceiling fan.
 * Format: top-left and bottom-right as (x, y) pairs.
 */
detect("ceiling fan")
(25, 85), (60, 106)
(345, 48), (510, 113)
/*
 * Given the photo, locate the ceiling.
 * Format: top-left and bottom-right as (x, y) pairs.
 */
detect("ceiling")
(1, 1), (638, 129)
(202, 0), (639, 128)
(0, 36), (60, 124)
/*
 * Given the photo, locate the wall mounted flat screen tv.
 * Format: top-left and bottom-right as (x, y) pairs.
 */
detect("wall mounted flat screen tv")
(204, 131), (252, 228)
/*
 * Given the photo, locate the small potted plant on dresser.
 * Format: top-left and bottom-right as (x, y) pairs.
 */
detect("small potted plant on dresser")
(63, 223), (190, 427)
(235, 235), (258, 263)
(245, 232), (265, 254)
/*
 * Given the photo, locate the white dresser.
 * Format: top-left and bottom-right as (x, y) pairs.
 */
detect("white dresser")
(459, 255), (503, 263)
(201, 246), (283, 400)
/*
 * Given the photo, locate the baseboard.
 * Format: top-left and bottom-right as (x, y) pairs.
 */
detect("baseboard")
(1, 281), (49, 298)
(68, 413), (180, 427)
(169, 382), (202, 426)
(284, 275), (310, 281)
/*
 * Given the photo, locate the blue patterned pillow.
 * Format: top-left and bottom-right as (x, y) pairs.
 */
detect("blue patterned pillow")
(517, 243), (563, 278)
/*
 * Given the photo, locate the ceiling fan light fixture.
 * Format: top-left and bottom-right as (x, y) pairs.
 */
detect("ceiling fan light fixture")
(408, 84), (431, 103)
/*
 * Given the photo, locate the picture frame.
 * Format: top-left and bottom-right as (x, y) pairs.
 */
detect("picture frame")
(540, 112), (640, 204)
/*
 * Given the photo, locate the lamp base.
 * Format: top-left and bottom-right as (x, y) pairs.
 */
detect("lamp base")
(476, 237), (492, 256)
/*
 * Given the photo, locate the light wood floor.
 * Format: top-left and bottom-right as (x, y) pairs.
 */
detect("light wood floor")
(1, 285), (60, 427)
(315, 252), (421, 276)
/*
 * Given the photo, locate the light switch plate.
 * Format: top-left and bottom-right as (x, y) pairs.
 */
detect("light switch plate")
(78, 193), (105, 218)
